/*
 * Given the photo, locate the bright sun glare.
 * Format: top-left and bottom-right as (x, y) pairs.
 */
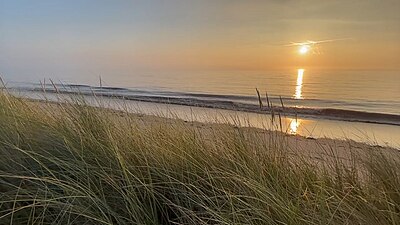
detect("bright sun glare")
(299, 45), (310, 55)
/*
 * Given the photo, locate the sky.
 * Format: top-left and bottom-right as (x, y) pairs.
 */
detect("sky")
(1, 0), (399, 82)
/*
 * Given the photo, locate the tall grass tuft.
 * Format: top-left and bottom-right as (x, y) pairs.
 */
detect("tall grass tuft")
(0, 92), (399, 224)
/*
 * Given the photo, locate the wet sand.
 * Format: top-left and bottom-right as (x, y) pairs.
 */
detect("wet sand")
(29, 99), (400, 167)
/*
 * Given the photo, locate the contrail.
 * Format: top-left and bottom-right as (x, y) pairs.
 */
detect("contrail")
(284, 38), (353, 47)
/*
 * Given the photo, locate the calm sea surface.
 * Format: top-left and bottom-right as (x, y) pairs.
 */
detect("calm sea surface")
(114, 69), (399, 114)
(6, 69), (400, 115)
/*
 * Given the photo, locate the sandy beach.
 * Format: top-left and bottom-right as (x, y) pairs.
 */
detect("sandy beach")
(30, 98), (400, 165)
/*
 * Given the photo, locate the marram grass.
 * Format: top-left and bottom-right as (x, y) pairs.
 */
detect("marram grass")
(0, 92), (399, 225)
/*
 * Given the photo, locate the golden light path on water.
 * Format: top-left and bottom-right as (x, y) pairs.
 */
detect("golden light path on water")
(295, 69), (304, 99)
(290, 68), (305, 134)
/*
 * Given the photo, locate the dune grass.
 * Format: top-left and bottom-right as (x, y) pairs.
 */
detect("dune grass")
(0, 92), (399, 225)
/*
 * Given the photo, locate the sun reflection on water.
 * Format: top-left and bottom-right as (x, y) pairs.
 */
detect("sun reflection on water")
(294, 69), (304, 99)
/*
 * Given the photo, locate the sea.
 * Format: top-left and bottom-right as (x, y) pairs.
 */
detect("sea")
(4, 69), (400, 148)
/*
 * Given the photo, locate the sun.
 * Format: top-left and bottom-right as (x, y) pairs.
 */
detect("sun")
(299, 45), (310, 55)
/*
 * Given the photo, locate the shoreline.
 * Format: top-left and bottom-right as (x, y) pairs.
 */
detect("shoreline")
(6, 85), (400, 126)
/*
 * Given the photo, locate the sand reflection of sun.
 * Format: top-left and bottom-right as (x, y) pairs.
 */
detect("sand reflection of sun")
(289, 119), (301, 134)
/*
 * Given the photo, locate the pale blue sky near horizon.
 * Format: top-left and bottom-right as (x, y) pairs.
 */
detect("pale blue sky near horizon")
(1, 0), (399, 84)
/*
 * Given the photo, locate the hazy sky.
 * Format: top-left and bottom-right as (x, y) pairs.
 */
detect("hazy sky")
(1, 0), (399, 81)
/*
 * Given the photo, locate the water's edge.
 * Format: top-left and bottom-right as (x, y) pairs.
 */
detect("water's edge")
(6, 83), (400, 126)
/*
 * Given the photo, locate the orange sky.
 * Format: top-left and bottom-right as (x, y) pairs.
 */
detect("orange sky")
(1, 0), (399, 77)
